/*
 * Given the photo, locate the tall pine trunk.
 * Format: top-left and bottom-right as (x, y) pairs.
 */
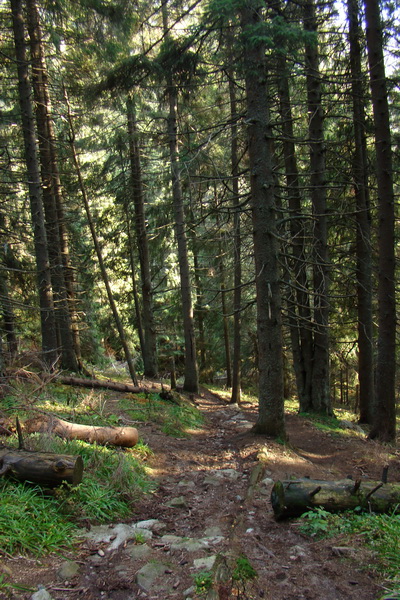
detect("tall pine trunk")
(25, 0), (79, 371)
(277, 55), (313, 411)
(347, 0), (374, 424)
(303, 0), (331, 414)
(240, 0), (285, 438)
(364, 0), (396, 441)
(228, 72), (242, 405)
(162, 0), (199, 394)
(10, 0), (58, 368)
(126, 95), (158, 378)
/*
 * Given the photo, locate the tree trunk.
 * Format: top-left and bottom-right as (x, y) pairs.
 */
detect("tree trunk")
(162, 0), (199, 394)
(303, 0), (331, 414)
(25, 0), (79, 372)
(218, 231), (232, 389)
(228, 71), (242, 405)
(0, 247), (18, 358)
(347, 0), (374, 424)
(9, 0), (58, 369)
(276, 55), (313, 411)
(0, 447), (83, 486)
(240, 1), (285, 439)
(25, 415), (138, 448)
(191, 224), (206, 374)
(126, 95), (158, 378)
(364, 0), (396, 442)
(64, 91), (139, 387)
(50, 374), (143, 394)
(271, 478), (400, 520)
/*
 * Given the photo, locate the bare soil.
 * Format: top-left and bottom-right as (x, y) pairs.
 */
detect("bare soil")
(1, 385), (399, 600)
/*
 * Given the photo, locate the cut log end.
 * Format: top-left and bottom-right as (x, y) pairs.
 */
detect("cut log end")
(0, 448), (84, 487)
(271, 478), (400, 520)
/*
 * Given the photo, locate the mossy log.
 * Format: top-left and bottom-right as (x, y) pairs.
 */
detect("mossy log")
(25, 415), (139, 448)
(271, 478), (400, 520)
(0, 447), (83, 486)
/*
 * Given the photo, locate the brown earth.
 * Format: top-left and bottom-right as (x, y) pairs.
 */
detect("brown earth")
(1, 385), (399, 600)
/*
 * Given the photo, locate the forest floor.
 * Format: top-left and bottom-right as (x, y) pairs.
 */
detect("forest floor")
(1, 383), (399, 600)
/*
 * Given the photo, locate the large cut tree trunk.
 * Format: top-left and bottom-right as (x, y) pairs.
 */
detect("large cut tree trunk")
(0, 447), (83, 486)
(271, 478), (400, 519)
(25, 415), (139, 448)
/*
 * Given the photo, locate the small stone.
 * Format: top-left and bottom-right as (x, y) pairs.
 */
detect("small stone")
(166, 496), (188, 508)
(136, 562), (171, 592)
(57, 561), (80, 580)
(331, 546), (356, 557)
(98, 549), (105, 557)
(183, 586), (195, 597)
(193, 555), (217, 571)
(0, 563), (12, 578)
(129, 544), (151, 559)
(31, 589), (53, 600)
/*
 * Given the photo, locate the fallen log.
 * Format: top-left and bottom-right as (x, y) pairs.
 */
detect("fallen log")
(25, 415), (139, 448)
(0, 447), (83, 486)
(54, 375), (144, 394)
(271, 478), (400, 520)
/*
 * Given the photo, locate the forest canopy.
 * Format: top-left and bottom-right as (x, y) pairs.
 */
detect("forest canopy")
(0, 0), (399, 440)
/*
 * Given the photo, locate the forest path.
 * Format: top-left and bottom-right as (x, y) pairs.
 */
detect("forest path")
(2, 385), (397, 599)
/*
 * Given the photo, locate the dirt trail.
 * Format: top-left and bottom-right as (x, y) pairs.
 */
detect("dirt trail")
(1, 387), (397, 599)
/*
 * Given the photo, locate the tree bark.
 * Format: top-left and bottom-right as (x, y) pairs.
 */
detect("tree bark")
(228, 70), (241, 404)
(303, 0), (331, 414)
(162, 0), (199, 394)
(9, 0), (58, 369)
(51, 374), (143, 394)
(347, 0), (374, 424)
(240, 1), (285, 438)
(25, 0), (79, 372)
(25, 415), (139, 448)
(0, 447), (83, 486)
(276, 55), (313, 411)
(364, 0), (396, 442)
(126, 95), (158, 378)
(271, 478), (400, 520)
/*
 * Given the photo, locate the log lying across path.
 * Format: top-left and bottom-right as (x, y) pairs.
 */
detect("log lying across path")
(55, 375), (144, 394)
(0, 447), (83, 486)
(271, 478), (400, 520)
(25, 415), (139, 448)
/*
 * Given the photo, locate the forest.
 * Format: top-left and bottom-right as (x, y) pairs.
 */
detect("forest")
(0, 0), (399, 443)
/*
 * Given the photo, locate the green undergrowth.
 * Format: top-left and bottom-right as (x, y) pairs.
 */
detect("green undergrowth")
(0, 378), (203, 558)
(119, 392), (204, 437)
(299, 507), (400, 597)
(2, 434), (155, 556)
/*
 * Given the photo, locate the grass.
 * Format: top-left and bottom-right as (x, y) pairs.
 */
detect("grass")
(0, 479), (77, 556)
(119, 392), (204, 437)
(0, 377), (203, 558)
(299, 507), (400, 597)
